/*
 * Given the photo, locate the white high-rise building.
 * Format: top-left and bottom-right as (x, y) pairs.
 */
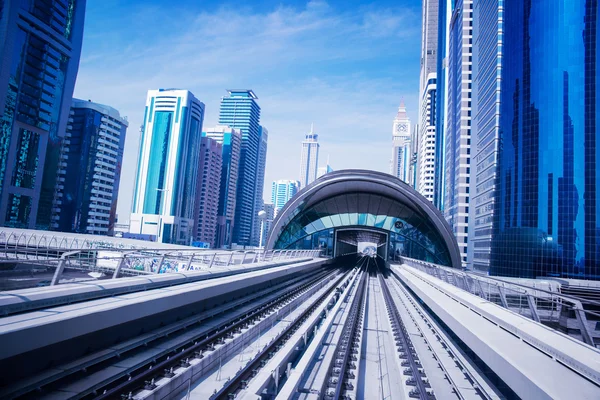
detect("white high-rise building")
(391, 102), (412, 182)
(300, 125), (319, 188)
(417, 0), (439, 202)
(130, 89), (205, 244)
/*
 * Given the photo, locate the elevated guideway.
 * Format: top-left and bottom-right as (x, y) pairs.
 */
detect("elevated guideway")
(393, 262), (600, 399)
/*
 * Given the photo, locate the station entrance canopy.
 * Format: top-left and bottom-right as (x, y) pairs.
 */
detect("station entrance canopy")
(266, 170), (461, 268)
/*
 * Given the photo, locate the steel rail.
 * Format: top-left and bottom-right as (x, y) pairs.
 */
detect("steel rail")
(209, 269), (357, 400)
(5, 269), (333, 399)
(323, 259), (368, 399)
(378, 267), (430, 400)
(92, 268), (340, 400)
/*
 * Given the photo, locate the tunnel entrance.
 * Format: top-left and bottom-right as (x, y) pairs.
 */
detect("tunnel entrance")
(266, 170), (461, 268)
(334, 228), (388, 260)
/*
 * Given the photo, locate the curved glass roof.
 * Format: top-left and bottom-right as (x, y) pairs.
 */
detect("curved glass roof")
(274, 192), (451, 265)
(267, 170), (461, 268)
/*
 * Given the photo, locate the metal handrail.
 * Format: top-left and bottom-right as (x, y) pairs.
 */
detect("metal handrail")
(399, 257), (597, 347)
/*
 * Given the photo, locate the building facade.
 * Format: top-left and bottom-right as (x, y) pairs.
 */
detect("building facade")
(0, 0), (86, 229)
(491, 0), (600, 280)
(417, 0), (439, 202)
(391, 102), (412, 183)
(51, 99), (128, 236)
(202, 125), (241, 248)
(130, 89), (205, 244)
(219, 90), (261, 246)
(271, 180), (299, 216)
(300, 126), (319, 188)
(194, 136), (222, 248)
(468, 0), (503, 273)
(259, 202), (274, 248)
(317, 159), (333, 179)
(444, 0), (473, 266)
(434, 0), (451, 211)
(251, 126), (268, 246)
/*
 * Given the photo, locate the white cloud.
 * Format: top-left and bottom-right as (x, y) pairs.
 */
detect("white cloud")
(73, 1), (421, 222)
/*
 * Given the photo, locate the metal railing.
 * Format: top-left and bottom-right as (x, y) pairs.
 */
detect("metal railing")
(0, 229), (323, 286)
(399, 257), (600, 347)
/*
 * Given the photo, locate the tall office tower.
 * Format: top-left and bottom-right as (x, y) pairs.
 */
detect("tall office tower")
(51, 99), (128, 236)
(203, 125), (241, 248)
(259, 203), (275, 248)
(409, 124), (419, 190)
(219, 90), (261, 246)
(271, 180), (299, 216)
(251, 126), (268, 246)
(417, 0), (439, 202)
(300, 125), (319, 188)
(433, 0), (451, 211)
(0, 0), (86, 229)
(444, 0), (473, 266)
(130, 89), (205, 244)
(194, 136), (222, 248)
(468, 0), (503, 273)
(391, 102), (412, 182)
(490, 1), (600, 280)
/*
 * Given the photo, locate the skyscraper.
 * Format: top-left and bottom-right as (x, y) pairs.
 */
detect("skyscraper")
(51, 99), (128, 236)
(251, 126), (268, 246)
(194, 136), (222, 248)
(391, 102), (412, 182)
(490, 0), (600, 280)
(259, 203), (274, 248)
(219, 90), (261, 246)
(300, 126), (319, 188)
(0, 0), (86, 229)
(271, 180), (299, 216)
(444, 0), (473, 266)
(468, 0), (503, 273)
(130, 89), (205, 244)
(417, 0), (439, 202)
(434, 0), (451, 211)
(203, 125), (241, 248)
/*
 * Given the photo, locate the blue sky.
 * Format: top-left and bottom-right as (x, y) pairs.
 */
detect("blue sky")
(74, 0), (422, 222)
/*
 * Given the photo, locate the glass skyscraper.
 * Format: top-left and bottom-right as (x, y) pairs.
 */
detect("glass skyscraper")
(202, 125), (241, 249)
(444, 0), (473, 266)
(468, 0), (503, 273)
(271, 180), (299, 216)
(52, 99), (128, 235)
(0, 0), (86, 229)
(300, 126), (319, 188)
(218, 90), (262, 246)
(130, 89), (205, 244)
(251, 126), (268, 246)
(491, 0), (600, 280)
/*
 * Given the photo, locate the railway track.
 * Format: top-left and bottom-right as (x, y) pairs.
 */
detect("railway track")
(378, 266), (433, 400)
(209, 267), (359, 400)
(3, 267), (337, 399)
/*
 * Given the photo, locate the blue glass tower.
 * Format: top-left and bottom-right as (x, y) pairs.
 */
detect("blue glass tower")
(0, 0), (86, 229)
(130, 89), (205, 244)
(202, 125), (242, 248)
(52, 99), (128, 235)
(491, 0), (600, 279)
(218, 90), (261, 246)
(469, 0), (503, 272)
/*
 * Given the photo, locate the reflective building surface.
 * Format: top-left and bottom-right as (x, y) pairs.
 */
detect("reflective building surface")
(0, 0), (86, 229)
(130, 89), (205, 244)
(218, 90), (262, 246)
(492, 0), (600, 279)
(52, 99), (128, 235)
(267, 170), (461, 267)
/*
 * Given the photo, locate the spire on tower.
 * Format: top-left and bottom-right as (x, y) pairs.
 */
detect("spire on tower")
(396, 98), (407, 119)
